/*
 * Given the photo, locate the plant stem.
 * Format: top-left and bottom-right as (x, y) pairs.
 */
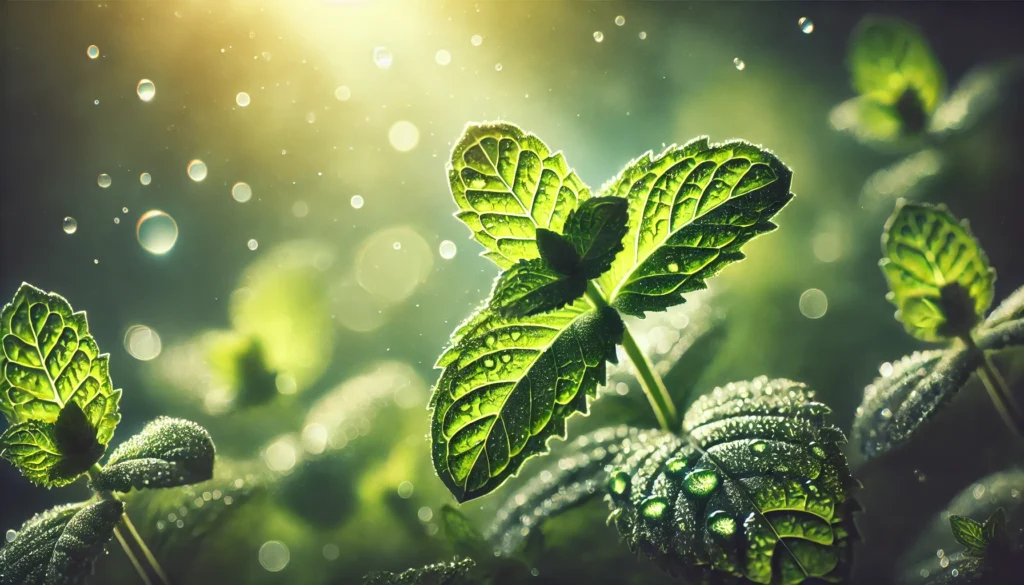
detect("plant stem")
(113, 526), (153, 585)
(964, 335), (1024, 438)
(585, 283), (681, 432)
(122, 512), (172, 585)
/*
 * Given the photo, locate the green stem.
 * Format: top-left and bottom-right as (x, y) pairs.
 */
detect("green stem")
(122, 512), (172, 585)
(964, 335), (1024, 438)
(585, 283), (681, 432)
(113, 525), (153, 585)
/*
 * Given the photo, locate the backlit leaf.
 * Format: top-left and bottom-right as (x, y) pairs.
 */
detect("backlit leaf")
(594, 138), (793, 317)
(535, 229), (581, 275)
(880, 201), (995, 341)
(829, 96), (905, 145)
(362, 557), (476, 585)
(489, 259), (586, 318)
(90, 417), (215, 493)
(0, 499), (123, 585)
(430, 300), (623, 502)
(0, 402), (103, 487)
(950, 515), (987, 556)
(448, 122), (591, 269)
(0, 284), (121, 445)
(561, 196), (630, 279)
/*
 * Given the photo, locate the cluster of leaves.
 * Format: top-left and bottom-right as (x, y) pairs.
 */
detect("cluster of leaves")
(930, 508), (1024, 584)
(0, 284), (216, 584)
(431, 122), (795, 502)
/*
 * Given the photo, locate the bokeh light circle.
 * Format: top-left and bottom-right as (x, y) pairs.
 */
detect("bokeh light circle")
(136, 210), (178, 255)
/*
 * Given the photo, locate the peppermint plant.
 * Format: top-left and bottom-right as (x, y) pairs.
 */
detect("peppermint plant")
(0, 284), (217, 585)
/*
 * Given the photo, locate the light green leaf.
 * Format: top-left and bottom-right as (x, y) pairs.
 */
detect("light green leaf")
(431, 301), (623, 502)
(89, 417), (215, 493)
(848, 16), (946, 116)
(829, 97), (905, 144)
(0, 499), (124, 585)
(0, 284), (121, 445)
(448, 122), (591, 269)
(950, 515), (988, 556)
(880, 200), (995, 341)
(562, 196), (630, 279)
(362, 557), (476, 585)
(594, 138), (794, 317)
(489, 259), (586, 318)
(0, 402), (104, 487)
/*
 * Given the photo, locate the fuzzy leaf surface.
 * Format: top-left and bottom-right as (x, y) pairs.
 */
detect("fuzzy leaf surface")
(0, 284), (121, 444)
(90, 417), (215, 493)
(0, 402), (103, 487)
(848, 16), (946, 114)
(561, 196), (630, 279)
(881, 201), (995, 341)
(362, 557), (476, 585)
(489, 259), (586, 318)
(0, 499), (123, 585)
(594, 138), (793, 317)
(431, 301), (623, 502)
(448, 122), (590, 269)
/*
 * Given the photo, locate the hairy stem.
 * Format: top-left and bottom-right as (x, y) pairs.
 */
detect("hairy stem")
(586, 282), (680, 432)
(964, 335), (1024, 438)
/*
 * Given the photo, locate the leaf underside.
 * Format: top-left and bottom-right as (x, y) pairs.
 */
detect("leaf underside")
(0, 499), (124, 585)
(489, 259), (586, 319)
(0, 402), (104, 487)
(90, 417), (216, 493)
(362, 557), (476, 585)
(594, 137), (793, 317)
(561, 196), (630, 279)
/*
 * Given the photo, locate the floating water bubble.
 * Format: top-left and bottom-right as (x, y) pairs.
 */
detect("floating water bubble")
(879, 362), (894, 377)
(733, 58), (746, 70)
(187, 159), (208, 182)
(124, 325), (162, 361)
(137, 210), (178, 255)
(471, 34), (483, 47)
(350, 194), (364, 209)
(334, 85), (351, 101)
(615, 15), (625, 26)
(232, 182), (252, 203)
(439, 240), (457, 260)
(140, 172), (152, 185)
(799, 288), (828, 319)
(392, 242), (402, 250)
(122, 207), (128, 214)
(114, 217), (120, 224)
(388, 120), (420, 152)
(639, 31), (648, 40)
(495, 63), (503, 72)
(292, 201), (309, 218)
(97, 173), (112, 188)
(799, 17), (815, 34)
(63, 217), (77, 234)
(236, 92), (250, 107)
(373, 47), (393, 69)
(435, 50), (451, 66)
(258, 541), (290, 572)
(417, 507), (433, 522)
(397, 481), (414, 498)
(248, 239), (259, 251)
(136, 79), (156, 102)
(5, 529), (15, 542)
(593, 31), (604, 43)
(87, 45), (100, 59)
(322, 544), (340, 561)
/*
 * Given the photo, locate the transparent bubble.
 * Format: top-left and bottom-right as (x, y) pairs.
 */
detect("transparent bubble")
(232, 182), (252, 203)
(236, 92), (250, 107)
(248, 239), (259, 251)
(87, 45), (100, 59)
(388, 120), (420, 152)
(435, 50), (452, 66)
(373, 46), (393, 69)
(799, 288), (828, 319)
(140, 172), (152, 185)
(97, 173), (112, 188)
(137, 210), (179, 255)
(639, 31), (647, 40)
(122, 207), (129, 214)
(392, 241), (402, 250)
(258, 541), (290, 572)
(63, 217), (77, 234)
(615, 15), (625, 26)
(417, 507), (433, 522)
(265, 437), (297, 472)
(356, 226), (434, 305)
(733, 58), (746, 71)
(124, 325), (162, 361)
(397, 481), (414, 498)
(879, 362), (894, 377)
(114, 217), (120, 225)
(799, 17), (815, 34)
(322, 544), (340, 561)
(439, 240), (457, 260)
(187, 159), (208, 182)
(593, 31), (604, 43)
(136, 79), (156, 102)
(350, 194), (364, 209)
(471, 34), (483, 47)
(495, 63), (503, 72)
(334, 85), (351, 101)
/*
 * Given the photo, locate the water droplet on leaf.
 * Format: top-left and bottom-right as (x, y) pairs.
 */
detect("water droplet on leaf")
(707, 510), (737, 538)
(640, 496), (667, 519)
(683, 468), (719, 496)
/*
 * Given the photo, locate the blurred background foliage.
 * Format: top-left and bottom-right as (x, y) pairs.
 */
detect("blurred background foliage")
(2, 1), (1023, 584)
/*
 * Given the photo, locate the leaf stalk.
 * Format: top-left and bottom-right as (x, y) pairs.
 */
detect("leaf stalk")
(963, 335), (1024, 438)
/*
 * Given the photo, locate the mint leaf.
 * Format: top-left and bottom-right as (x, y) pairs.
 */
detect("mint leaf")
(0, 499), (123, 585)
(362, 557), (476, 585)
(829, 97), (904, 144)
(448, 122), (591, 269)
(594, 138), (793, 317)
(0, 283), (121, 445)
(562, 196), (629, 279)
(535, 229), (581, 275)
(880, 201), (995, 341)
(431, 302), (623, 502)
(0, 402), (103, 487)
(89, 417), (215, 493)
(490, 259), (586, 318)
(950, 515), (988, 556)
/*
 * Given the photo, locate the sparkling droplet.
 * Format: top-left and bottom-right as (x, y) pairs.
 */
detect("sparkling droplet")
(707, 510), (737, 537)
(248, 238), (258, 251)
(615, 15), (625, 26)
(639, 31), (647, 40)
(439, 240), (457, 259)
(63, 217), (78, 234)
(733, 58), (746, 71)
(136, 79), (156, 102)
(392, 241), (402, 250)
(417, 507), (433, 522)
(667, 262), (679, 273)
(187, 159), (208, 182)
(388, 120), (420, 152)
(258, 541), (290, 572)
(87, 45), (100, 59)
(471, 34), (483, 47)
(640, 496), (668, 519)
(607, 470), (630, 496)
(350, 194), (364, 209)
(114, 217), (120, 224)
(665, 456), (688, 476)
(124, 325), (162, 361)
(810, 444), (827, 459)
(97, 173), (112, 188)
(939, 557), (949, 568)
(951, 569), (959, 577)
(373, 46), (393, 69)
(799, 288), (828, 319)
(750, 440), (767, 453)
(334, 85), (351, 101)
(236, 92), (251, 107)
(232, 182), (252, 203)
(140, 172), (152, 185)
(136, 210), (178, 255)
(495, 63), (503, 72)
(397, 481), (414, 498)
(435, 49), (452, 66)
(593, 31), (604, 43)
(879, 362), (894, 377)
(799, 17), (815, 34)
(683, 468), (719, 496)
(915, 469), (927, 482)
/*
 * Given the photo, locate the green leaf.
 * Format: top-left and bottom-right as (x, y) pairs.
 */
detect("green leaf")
(535, 229), (581, 275)
(950, 515), (988, 556)
(880, 200), (995, 341)
(448, 122), (591, 269)
(829, 97), (905, 144)
(439, 505), (491, 560)
(561, 196), (630, 279)
(431, 301), (623, 502)
(0, 402), (104, 487)
(89, 417), (215, 493)
(605, 377), (857, 584)
(489, 259), (586, 318)
(848, 16), (946, 116)
(594, 138), (794, 317)
(981, 508), (1007, 548)
(0, 284), (121, 445)
(0, 499), (124, 585)
(362, 557), (477, 585)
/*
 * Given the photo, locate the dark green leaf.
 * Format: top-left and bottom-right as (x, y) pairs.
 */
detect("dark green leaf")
(594, 138), (793, 317)
(0, 403), (103, 487)
(950, 515), (988, 556)
(431, 302), (623, 502)
(439, 505), (490, 560)
(880, 200), (995, 342)
(981, 508), (1007, 548)
(0, 284), (121, 444)
(448, 122), (591, 269)
(489, 259), (586, 318)
(362, 557), (476, 585)
(89, 417), (215, 493)
(535, 229), (581, 275)
(561, 196), (630, 279)
(0, 499), (123, 585)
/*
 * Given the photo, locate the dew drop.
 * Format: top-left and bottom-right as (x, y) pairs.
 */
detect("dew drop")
(392, 241), (402, 250)
(707, 510), (737, 538)
(136, 210), (178, 255)
(593, 31), (604, 43)
(258, 541), (290, 572)
(334, 85), (351, 101)
(615, 15), (625, 26)
(683, 468), (719, 496)
(495, 63), (503, 72)
(939, 557), (949, 568)
(187, 159), (208, 182)
(439, 240), (457, 259)
(471, 34), (483, 47)
(236, 92), (250, 107)
(640, 496), (668, 519)
(485, 335), (496, 347)
(879, 362), (894, 377)
(6, 529), (17, 543)
(607, 470), (630, 496)
(248, 238), (259, 251)
(799, 17), (815, 34)
(140, 172), (151, 185)
(667, 262), (679, 273)
(639, 31), (647, 40)
(799, 288), (828, 319)
(87, 45), (100, 59)
(951, 569), (959, 577)
(749, 440), (767, 453)
(373, 46), (393, 69)
(733, 58), (746, 71)
(350, 194), (364, 209)
(665, 456), (688, 476)
(397, 481), (414, 498)
(97, 173), (112, 188)
(63, 217), (78, 234)
(136, 79), (156, 102)
(232, 182), (252, 203)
